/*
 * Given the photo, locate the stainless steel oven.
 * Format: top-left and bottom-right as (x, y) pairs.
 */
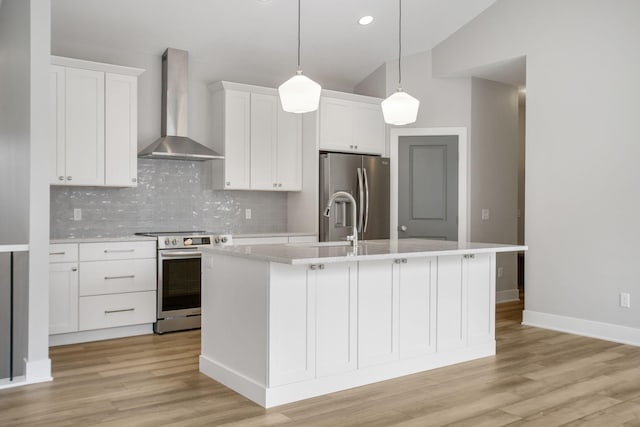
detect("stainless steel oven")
(136, 231), (231, 333)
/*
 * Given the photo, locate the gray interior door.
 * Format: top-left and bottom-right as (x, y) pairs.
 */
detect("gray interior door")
(398, 135), (458, 240)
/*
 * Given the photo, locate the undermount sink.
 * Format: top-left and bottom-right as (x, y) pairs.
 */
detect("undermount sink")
(285, 241), (352, 248)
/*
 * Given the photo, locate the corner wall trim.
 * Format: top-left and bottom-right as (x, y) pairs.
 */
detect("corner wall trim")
(522, 310), (640, 347)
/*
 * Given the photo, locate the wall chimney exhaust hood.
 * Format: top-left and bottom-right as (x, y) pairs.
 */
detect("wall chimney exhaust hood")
(138, 48), (223, 161)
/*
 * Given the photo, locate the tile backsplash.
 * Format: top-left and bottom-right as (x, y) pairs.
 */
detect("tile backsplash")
(50, 159), (288, 238)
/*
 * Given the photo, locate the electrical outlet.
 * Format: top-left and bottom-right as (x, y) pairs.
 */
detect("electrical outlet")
(620, 292), (631, 308)
(482, 209), (490, 221)
(73, 208), (82, 221)
(245, 208), (252, 220)
(497, 267), (504, 278)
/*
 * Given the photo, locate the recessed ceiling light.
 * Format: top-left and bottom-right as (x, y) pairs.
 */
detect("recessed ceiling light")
(358, 15), (374, 26)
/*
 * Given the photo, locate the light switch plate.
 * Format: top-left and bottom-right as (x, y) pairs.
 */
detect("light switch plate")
(245, 208), (252, 220)
(73, 208), (82, 221)
(481, 209), (490, 221)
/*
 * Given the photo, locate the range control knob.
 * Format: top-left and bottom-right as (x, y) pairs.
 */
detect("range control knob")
(221, 236), (228, 243)
(164, 238), (170, 246)
(172, 238), (178, 245)
(214, 237), (220, 244)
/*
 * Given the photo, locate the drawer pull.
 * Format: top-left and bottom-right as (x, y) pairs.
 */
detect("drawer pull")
(49, 251), (66, 255)
(309, 264), (325, 270)
(394, 258), (408, 264)
(104, 249), (135, 253)
(104, 274), (135, 280)
(104, 308), (135, 314)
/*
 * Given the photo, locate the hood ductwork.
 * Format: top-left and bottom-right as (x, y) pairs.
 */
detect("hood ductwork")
(138, 48), (223, 161)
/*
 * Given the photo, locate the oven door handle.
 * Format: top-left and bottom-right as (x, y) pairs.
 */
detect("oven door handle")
(160, 251), (203, 258)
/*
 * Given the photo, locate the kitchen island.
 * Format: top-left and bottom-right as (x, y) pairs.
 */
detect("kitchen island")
(200, 239), (526, 408)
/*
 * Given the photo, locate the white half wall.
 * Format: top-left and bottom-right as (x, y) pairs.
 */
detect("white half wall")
(433, 0), (640, 338)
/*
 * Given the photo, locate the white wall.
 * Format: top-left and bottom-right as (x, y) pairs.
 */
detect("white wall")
(433, 0), (640, 340)
(0, 0), (52, 384)
(0, 0), (31, 245)
(470, 77), (519, 296)
(354, 63), (387, 98)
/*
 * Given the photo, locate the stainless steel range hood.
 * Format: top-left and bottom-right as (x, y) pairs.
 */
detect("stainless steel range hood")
(138, 48), (223, 161)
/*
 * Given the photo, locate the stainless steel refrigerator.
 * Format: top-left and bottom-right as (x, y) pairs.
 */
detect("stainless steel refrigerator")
(319, 152), (390, 242)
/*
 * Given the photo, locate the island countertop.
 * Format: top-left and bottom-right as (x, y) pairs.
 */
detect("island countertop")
(203, 238), (527, 265)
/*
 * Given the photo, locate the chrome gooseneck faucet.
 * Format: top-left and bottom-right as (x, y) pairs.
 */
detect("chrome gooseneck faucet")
(323, 191), (358, 250)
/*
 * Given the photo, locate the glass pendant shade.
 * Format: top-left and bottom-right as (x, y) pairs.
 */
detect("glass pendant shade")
(381, 89), (420, 125)
(278, 70), (322, 113)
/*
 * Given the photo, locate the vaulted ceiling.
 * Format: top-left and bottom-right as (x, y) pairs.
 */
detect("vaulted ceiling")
(51, 0), (498, 91)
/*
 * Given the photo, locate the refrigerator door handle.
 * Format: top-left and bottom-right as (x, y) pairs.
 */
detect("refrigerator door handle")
(357, 167), (364, 233)
(363, 167), (370, 233)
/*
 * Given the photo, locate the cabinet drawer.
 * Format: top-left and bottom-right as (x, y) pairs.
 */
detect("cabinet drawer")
(79, 259), (156, 296)
(49, 244), (79, 263)
(79, 291), (156, 331)
(80, 241), (155, 261)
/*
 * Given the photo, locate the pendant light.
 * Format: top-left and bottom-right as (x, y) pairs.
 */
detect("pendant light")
(381, 0), (419, 125)
(278, 0), (321, 113)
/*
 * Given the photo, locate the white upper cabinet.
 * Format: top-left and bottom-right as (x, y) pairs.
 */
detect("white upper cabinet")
(50, 56), (144, 187)
(105, 73), (138, 186)
(210, 81), (302, 191)
(212, 88), (251, 190)
(319, 93), (385, 155)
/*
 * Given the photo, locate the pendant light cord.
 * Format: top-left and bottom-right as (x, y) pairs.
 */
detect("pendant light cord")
(398, 0), (402, 88)
(297, 0), (301, 71)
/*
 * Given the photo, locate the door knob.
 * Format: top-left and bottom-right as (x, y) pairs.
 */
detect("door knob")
(400, 225), (407, 232)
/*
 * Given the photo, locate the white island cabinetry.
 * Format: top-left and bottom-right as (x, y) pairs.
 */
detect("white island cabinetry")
(200, 239), (519, 408)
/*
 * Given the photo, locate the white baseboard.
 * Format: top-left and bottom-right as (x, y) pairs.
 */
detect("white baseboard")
(26, 358), (52, 384)
(523, 310), (640, 347)
(496, 289), (520, 303)
(49, 324), (153, 347)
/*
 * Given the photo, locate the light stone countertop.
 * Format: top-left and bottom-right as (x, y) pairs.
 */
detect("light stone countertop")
(233, 232), (316, 239)
(203, 238), (527, 265)
(0, 244), (29, 253)
(50, 235), (157, 244)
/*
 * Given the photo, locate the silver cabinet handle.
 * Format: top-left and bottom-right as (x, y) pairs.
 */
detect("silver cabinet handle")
(226, 181), (231, 186)
(104, 275), (135, 280)
(463, 254), (476, 259)
(71, 267), (78, 272)
(67, 176), (72, 181)
(104, 249), (135, 253)
(394, 258), (408, 264)
(309, 264), (325, 270)
(400, 225), (407, 232)
(104, 308), (135, 314)
(58, 176), (64, 181)
(278, 183), (282, 187)
(49, 251), (66, 255)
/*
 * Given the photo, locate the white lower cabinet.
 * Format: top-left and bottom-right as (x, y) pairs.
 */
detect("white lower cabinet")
(49, 244), (79, 335)
(315, 262), (357, 377)
(436, 253), (494, 352)
(49, 241), (156, 342)
(79, 291), (156, 331)
(269, 262), (357, 386)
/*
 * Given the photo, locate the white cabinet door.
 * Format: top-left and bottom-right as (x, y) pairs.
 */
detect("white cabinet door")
(319, 97), (353, 152)
(105, 73), (138, 187)
(276, 104), (302, 190)
(65, 67), (105, 186)
(353, 102), (385, 155)
(269, 263), (315, 387)
(250, 93), (278, 190)
(316, 262), (357, 377)
(436, 255), (466, 351)
(50, 65), (66, 185)
(466, 253), (494, 346)
(357, 260), (399, 368)
(399, 257), (437, 359)
(223, 90), (251, 189)
(49, 262), (79, 335)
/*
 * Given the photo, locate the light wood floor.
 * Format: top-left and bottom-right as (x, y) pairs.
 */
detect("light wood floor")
(2, 300), (640, 426)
